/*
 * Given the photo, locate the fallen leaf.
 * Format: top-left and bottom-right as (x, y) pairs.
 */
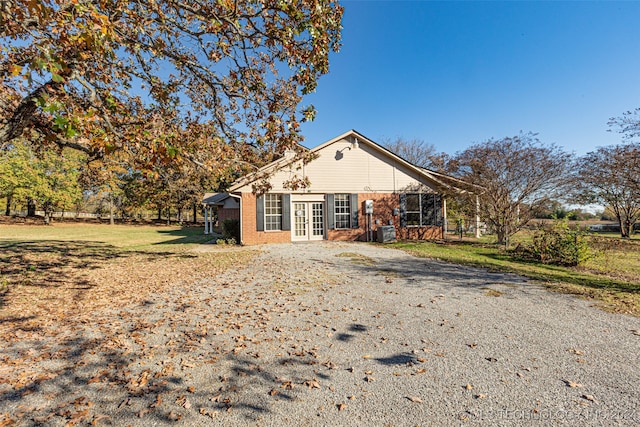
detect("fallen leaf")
(582, 394), (597, 403)
(268, 389), (279, 396)
(474, 394), (486, 399)
(485, 357), (497, 362)
(337, 403), (347, 411)
(304, 379), (321, 389)
(465, 383), (473, 390)
(90, 414), (111, 425)
(167, 411), (182, 421)
(406, 396), (423, 403)
(631, 330), (640, 336)
(563, 380), (583, 388)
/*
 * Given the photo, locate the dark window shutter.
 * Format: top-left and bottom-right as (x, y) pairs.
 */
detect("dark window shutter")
(434, 195), (443, 226)
(399, 194), (407, 227)
(327, 194), (335, 229)
(422, 193), (435, 226)
(256, 195), (264, 231)
(350, 193), (359, 228)
(281, 194), (291, 231)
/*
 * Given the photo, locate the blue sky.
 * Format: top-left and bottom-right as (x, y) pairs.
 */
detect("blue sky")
(299, 0), (640, 155)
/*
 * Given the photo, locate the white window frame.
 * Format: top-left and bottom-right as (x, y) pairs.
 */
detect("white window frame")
(264, 194), (282, 231)
(334, 194), (351, 229)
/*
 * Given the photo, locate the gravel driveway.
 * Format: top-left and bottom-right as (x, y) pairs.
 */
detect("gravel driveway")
(1, 241), (639, 426)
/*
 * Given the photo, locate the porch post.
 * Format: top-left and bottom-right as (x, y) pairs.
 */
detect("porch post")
(442, 197), (447, 240)
(475, 195), (481, 238)
(204, 206), (209, 234)
(209, 207), (214, 234)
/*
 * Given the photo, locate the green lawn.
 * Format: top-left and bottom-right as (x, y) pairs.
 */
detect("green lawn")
(391, 235), (640, 317)
(0, 222), (213, 251)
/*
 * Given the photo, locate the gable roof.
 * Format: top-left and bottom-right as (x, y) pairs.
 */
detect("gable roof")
(227, 130), (475, 194)
(202, 192), (232, 205)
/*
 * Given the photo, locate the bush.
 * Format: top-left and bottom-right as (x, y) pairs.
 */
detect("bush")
(221, 219), (240, 243)
(514, 219), (592, 266)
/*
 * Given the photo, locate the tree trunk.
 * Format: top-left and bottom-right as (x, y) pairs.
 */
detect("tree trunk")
(157, 207), (162, 221)
(109, 193), (115, 225)
(624, 219), (632, 239)
(5, 195), (11, 216)
(166, 207), (171, 225)
(43, 210), (51, 225)
(193, 203), (197, 224)
(27, 198), (36, 217)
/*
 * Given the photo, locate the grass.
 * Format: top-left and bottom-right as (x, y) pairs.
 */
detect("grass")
(391, 235), (640, 317)
(0, 222), (213, 251)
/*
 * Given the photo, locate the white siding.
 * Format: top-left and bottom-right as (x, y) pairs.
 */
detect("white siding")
(234, 137), (438, 194)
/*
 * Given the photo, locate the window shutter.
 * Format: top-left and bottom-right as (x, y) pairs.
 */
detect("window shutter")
(434, 195), (443, 226)
(327, 194), (335, 229)
(256, 195), (264, 231)
(421, 193), (435, 226)
(350, 193), (359, 228)
(281, 194), (291, 231)
(399, 194), (407, 227)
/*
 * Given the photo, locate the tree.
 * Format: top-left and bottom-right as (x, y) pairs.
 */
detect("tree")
(452, 132), (572, 245)
(609, 108), (640, 142)
(574, 143), (640, 238)
(32, 148), (85, 224)
(381, 138), (440, 169)
(0, 140), (84, 223)
(0, 140), (34, 215)
(1, 0), (343, 168)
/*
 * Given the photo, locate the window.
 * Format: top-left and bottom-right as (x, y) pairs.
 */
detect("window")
(405, 194), (421, 226)
(264, 194), (282, 230)
(400, 193), (442, 227)
(334, 194), (351, 229)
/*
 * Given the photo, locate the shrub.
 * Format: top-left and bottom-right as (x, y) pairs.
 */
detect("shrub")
(221, 219), (240, 243)
(514, 219), (592, 266)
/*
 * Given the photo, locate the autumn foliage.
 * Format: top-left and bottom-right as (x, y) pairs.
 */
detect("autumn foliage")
(0, 0), (343, 170)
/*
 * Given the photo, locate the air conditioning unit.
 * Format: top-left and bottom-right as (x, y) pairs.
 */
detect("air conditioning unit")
(377, 226), (396, 243)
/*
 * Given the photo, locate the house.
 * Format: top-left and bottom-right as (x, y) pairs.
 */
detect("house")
(203, 130), (476, 245)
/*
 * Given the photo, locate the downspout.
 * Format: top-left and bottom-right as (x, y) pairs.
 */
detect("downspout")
(229, 193), (243, 244)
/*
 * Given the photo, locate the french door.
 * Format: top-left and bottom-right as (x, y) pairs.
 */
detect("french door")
(292, 202), (325, 241)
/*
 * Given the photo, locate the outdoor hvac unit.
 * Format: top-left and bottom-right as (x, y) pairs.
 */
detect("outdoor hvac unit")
(377, 226), (396, 243)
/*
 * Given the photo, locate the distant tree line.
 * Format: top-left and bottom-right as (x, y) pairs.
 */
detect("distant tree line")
(0, 138), (231, 225)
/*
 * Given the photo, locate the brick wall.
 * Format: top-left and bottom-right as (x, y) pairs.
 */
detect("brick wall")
(240, 193), (291, 245)
(240, 191), (443, 244)
(331, 193), (443, 241)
